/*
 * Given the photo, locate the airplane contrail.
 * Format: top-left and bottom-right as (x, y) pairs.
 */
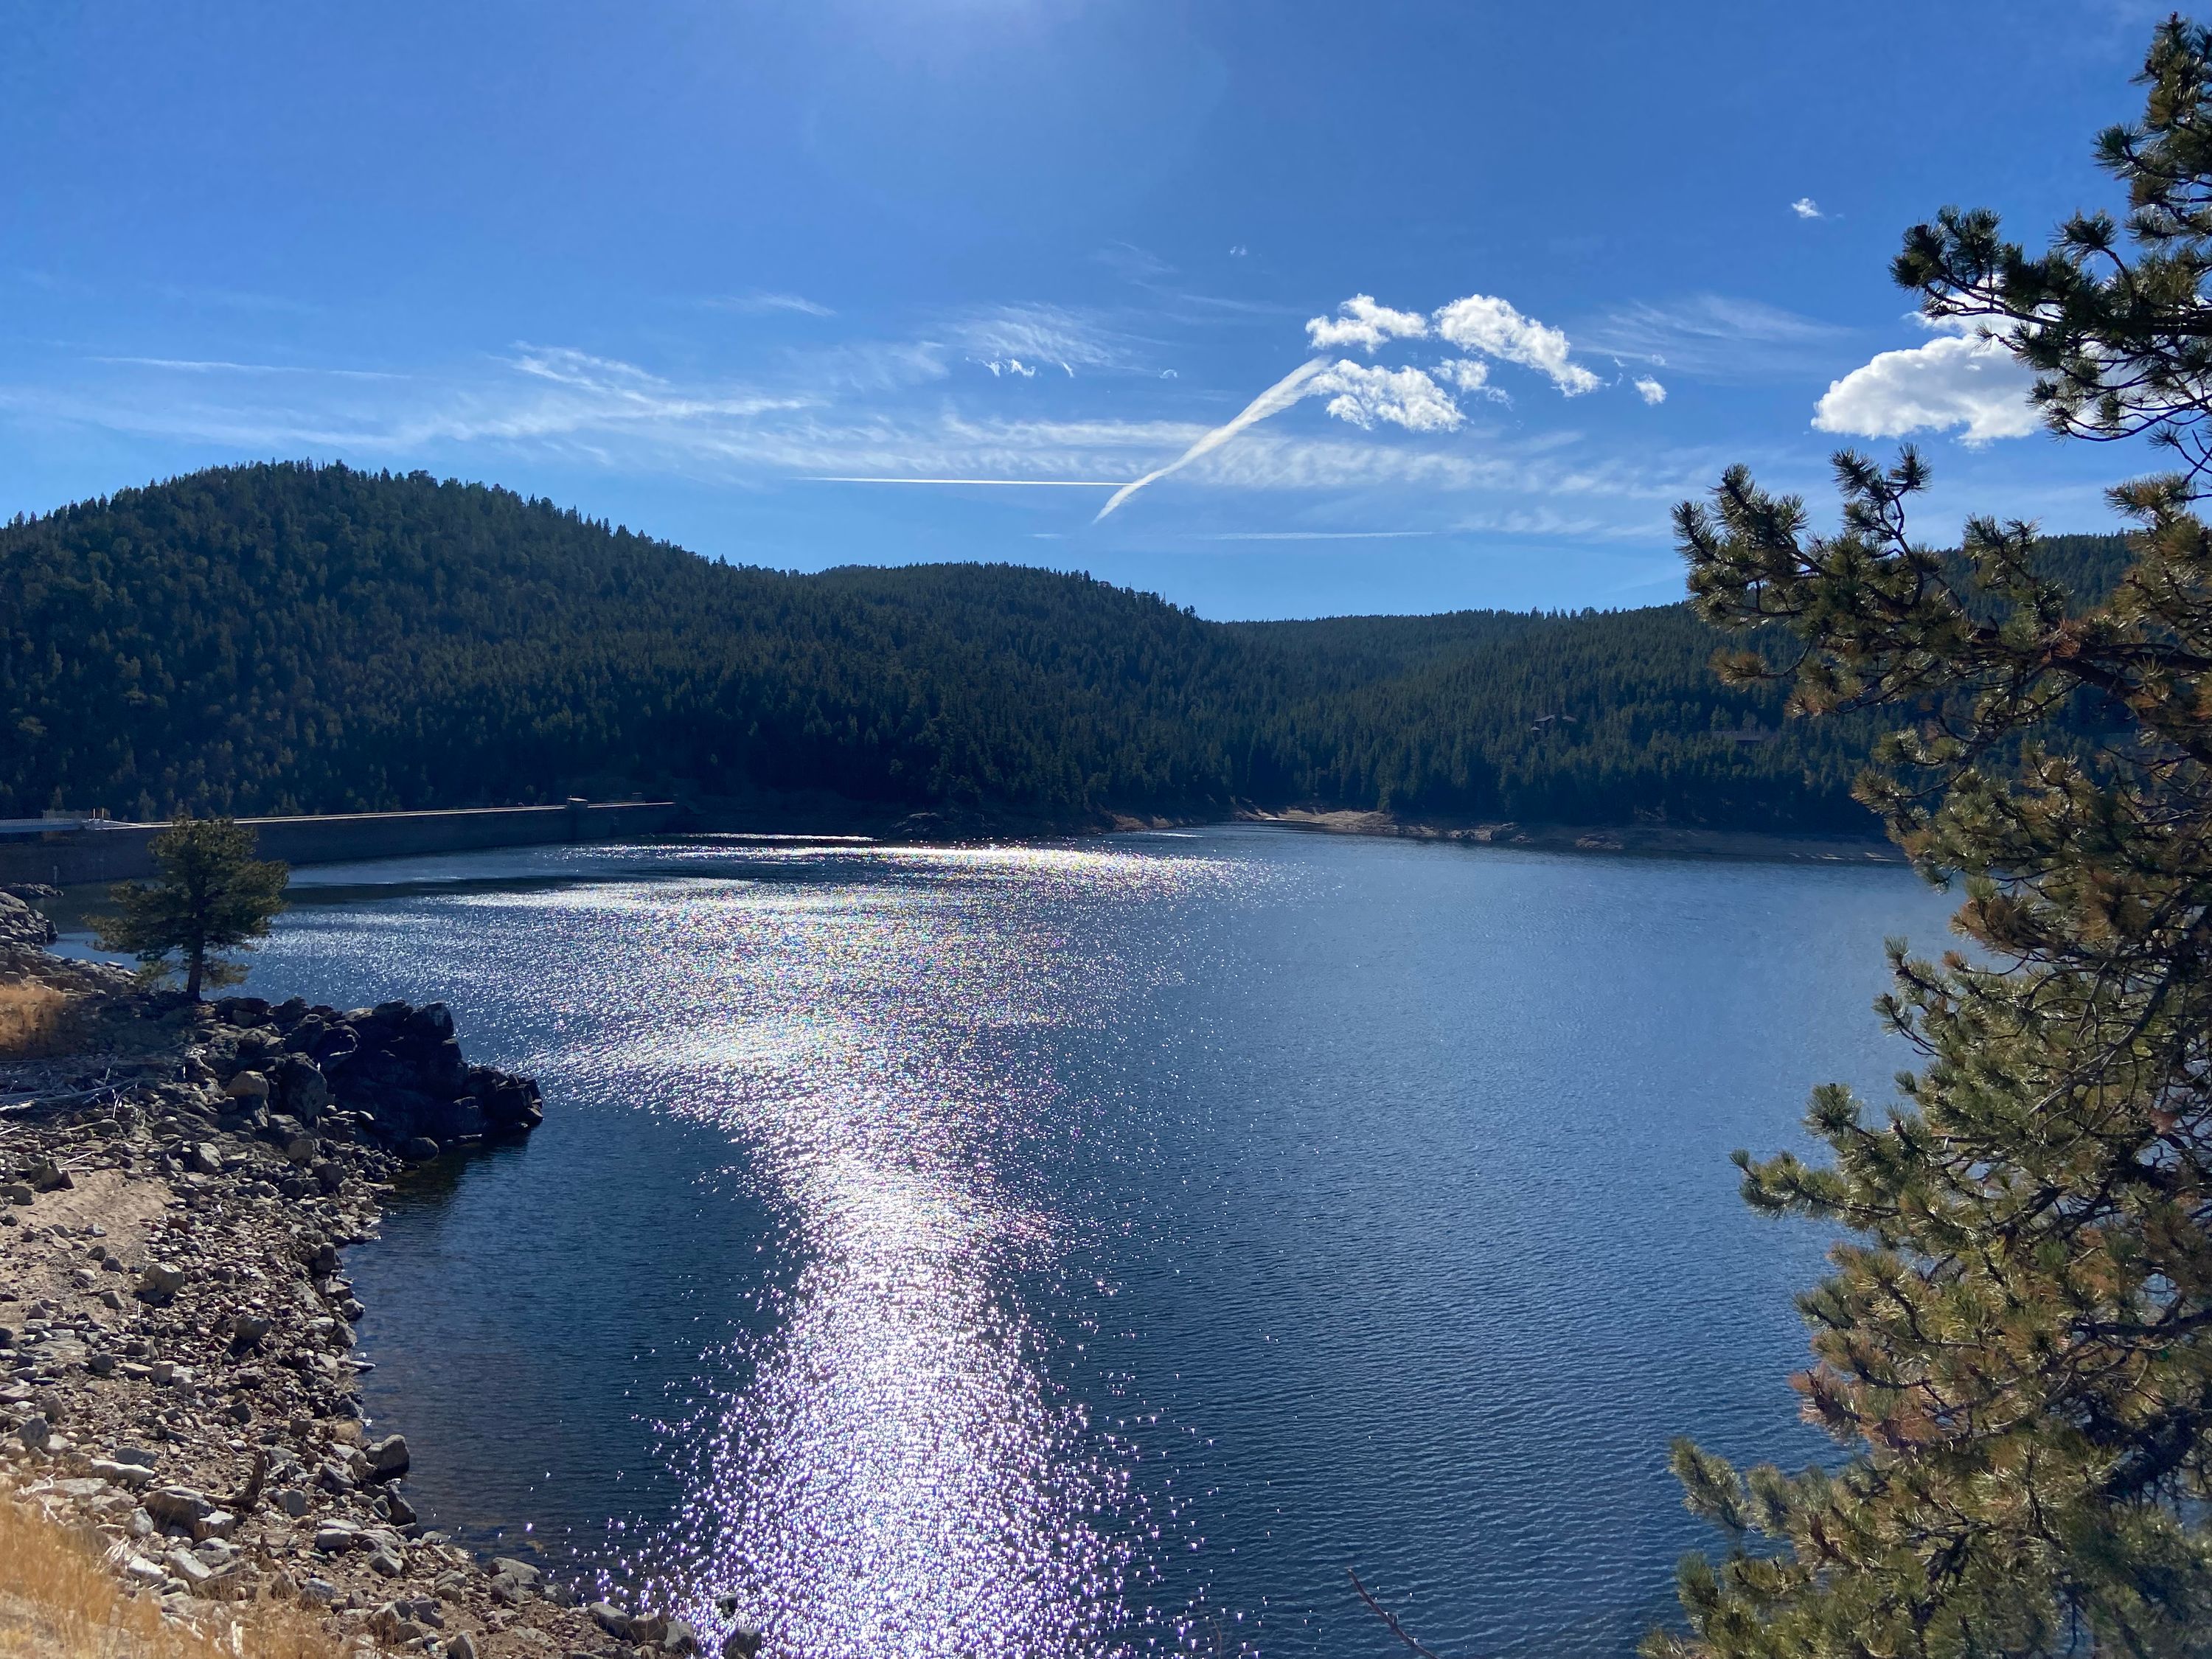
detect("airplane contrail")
(1093, 358), (1328, 522)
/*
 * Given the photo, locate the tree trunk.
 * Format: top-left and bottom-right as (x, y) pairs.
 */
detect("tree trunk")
(185, 947), (204, 1001)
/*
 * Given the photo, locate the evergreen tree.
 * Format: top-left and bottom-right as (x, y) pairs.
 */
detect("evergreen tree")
(94, 814), (289, 1000)
(1650, 20), (2212, 1658)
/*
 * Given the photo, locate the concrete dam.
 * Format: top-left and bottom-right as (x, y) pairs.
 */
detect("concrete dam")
(0, 800), (678, 887)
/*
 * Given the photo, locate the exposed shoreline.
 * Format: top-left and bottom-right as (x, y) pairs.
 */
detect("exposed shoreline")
(0, 891), (733, 1659)
(1231, 807), (1904, 865)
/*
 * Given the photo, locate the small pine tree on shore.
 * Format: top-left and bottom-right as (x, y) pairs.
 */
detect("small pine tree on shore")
(94, 813), (288, 1000)
(1650, 18), (2212, 1658)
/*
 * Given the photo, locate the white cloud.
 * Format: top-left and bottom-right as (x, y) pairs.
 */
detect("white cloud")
(705, 291), (836, 318)
(953, 304), (1122, 377)
(1305, 294), (1430, 353)
(1633, 376), (1666, 405)
(1437, 358), (1501, 397)
(1228, 244), (1249, 258)
(1812, 330), (2039, 445)
(1791, 198), (1823, 220)
(1431, 293), (1600, 394)
(1308, 361), (1463, 431)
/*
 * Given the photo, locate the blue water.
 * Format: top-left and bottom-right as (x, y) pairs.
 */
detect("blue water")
(119, 827), (1952, 1658)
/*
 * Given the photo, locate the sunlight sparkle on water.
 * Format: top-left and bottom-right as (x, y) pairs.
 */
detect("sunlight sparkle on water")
(488, 845), (1234, 1657)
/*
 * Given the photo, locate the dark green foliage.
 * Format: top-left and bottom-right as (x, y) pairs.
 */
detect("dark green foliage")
(0, 461), (2104, 832)
(92, 813), (288, 999)
(1651, 20), (2212, 1658)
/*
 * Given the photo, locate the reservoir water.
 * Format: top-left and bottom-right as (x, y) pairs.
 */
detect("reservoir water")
(144, 826), (1952, 1658)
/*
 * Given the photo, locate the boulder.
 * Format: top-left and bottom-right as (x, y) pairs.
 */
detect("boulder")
(400, 1137), (440, 1163)
(0, 891), (56, 947)
(136, 1262), (185, 1304)
(476, 1073), (544, 1130)
(23, 1159), (72, 1192)
(272, 1057), (330, 1121)
(223, 1071), (271, 1101)
(588, 1602), (633, 1639)
(364, 1433), (409, 1478)
(720, 1624), (764, 1659)
(143, 1486), (215, 1528)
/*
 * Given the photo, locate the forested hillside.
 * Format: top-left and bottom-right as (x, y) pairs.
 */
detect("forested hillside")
(0, 462), (2124, 834)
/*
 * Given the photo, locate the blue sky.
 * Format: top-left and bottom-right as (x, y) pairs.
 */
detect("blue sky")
(0, 0), (2178, 619)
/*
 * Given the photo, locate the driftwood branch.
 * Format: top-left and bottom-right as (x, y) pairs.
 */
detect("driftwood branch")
(1348, 1568), (1454, 1659)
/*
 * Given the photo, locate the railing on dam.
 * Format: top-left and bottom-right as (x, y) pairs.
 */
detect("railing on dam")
(0, 801), (678, 888)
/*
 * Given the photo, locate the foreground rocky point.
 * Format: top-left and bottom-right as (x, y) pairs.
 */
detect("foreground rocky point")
(0, 890), (761, 1659)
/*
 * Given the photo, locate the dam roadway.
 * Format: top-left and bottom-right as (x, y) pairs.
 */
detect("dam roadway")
(0, 800), (677, 886)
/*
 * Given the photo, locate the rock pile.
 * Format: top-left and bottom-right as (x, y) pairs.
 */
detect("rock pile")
(0, 911), (759, 1659)
(202, 992), (543, 1164)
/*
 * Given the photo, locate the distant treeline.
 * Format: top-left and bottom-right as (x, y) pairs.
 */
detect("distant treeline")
(0, 462), (2134, 834)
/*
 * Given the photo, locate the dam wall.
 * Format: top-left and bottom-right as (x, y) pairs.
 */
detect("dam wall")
(0, 801), (678, 888)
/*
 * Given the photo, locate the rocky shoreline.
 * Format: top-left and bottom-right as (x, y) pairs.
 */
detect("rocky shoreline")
(0, 889), (754, 1659)
(1239, 807), (1903, 863)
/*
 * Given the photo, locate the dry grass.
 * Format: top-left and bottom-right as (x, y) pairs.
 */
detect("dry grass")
(0, 1486), (342, 1659)
(0, 980), (71, 1058)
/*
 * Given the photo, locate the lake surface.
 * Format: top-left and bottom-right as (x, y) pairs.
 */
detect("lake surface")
(111, 827), (1954, 1658)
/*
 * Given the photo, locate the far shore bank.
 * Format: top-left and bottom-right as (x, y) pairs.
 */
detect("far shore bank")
(1232, 807), (1903, 865)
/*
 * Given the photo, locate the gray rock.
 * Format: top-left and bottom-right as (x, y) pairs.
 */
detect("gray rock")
(136, 1262), (185, 1303)
(447, 1633), (479, 1659)
(629, 1613), (669, 1647)
(192, 1509), (237, 1543)
(589, 1601), (633, 1639)
(490, 1556), (542, 1587)
(300, 1576), (339, 1605)
(144, 1486), (215, 1528)
(720, 1624), (764, 1659)
(189, 1142), (224, 1176)
(14, 1414), (50, 1451)
(663, 1618), (701, 1655)
(223, 1071), (271, 1101)
(231, 1312), (274, 1348)
(364, 1433), (410, 1478)
(400, 1136), (440, 1163)
(274, 1487), (308, 1517)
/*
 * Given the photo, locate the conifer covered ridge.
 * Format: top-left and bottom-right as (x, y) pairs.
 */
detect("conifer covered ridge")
(0, 461), (2121, 832)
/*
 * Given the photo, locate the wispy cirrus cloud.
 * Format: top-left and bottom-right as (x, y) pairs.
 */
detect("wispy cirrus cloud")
(700, 291), (837, 318)
(1580, 293), (1845, 380)
(950, 303), (1131, 379)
